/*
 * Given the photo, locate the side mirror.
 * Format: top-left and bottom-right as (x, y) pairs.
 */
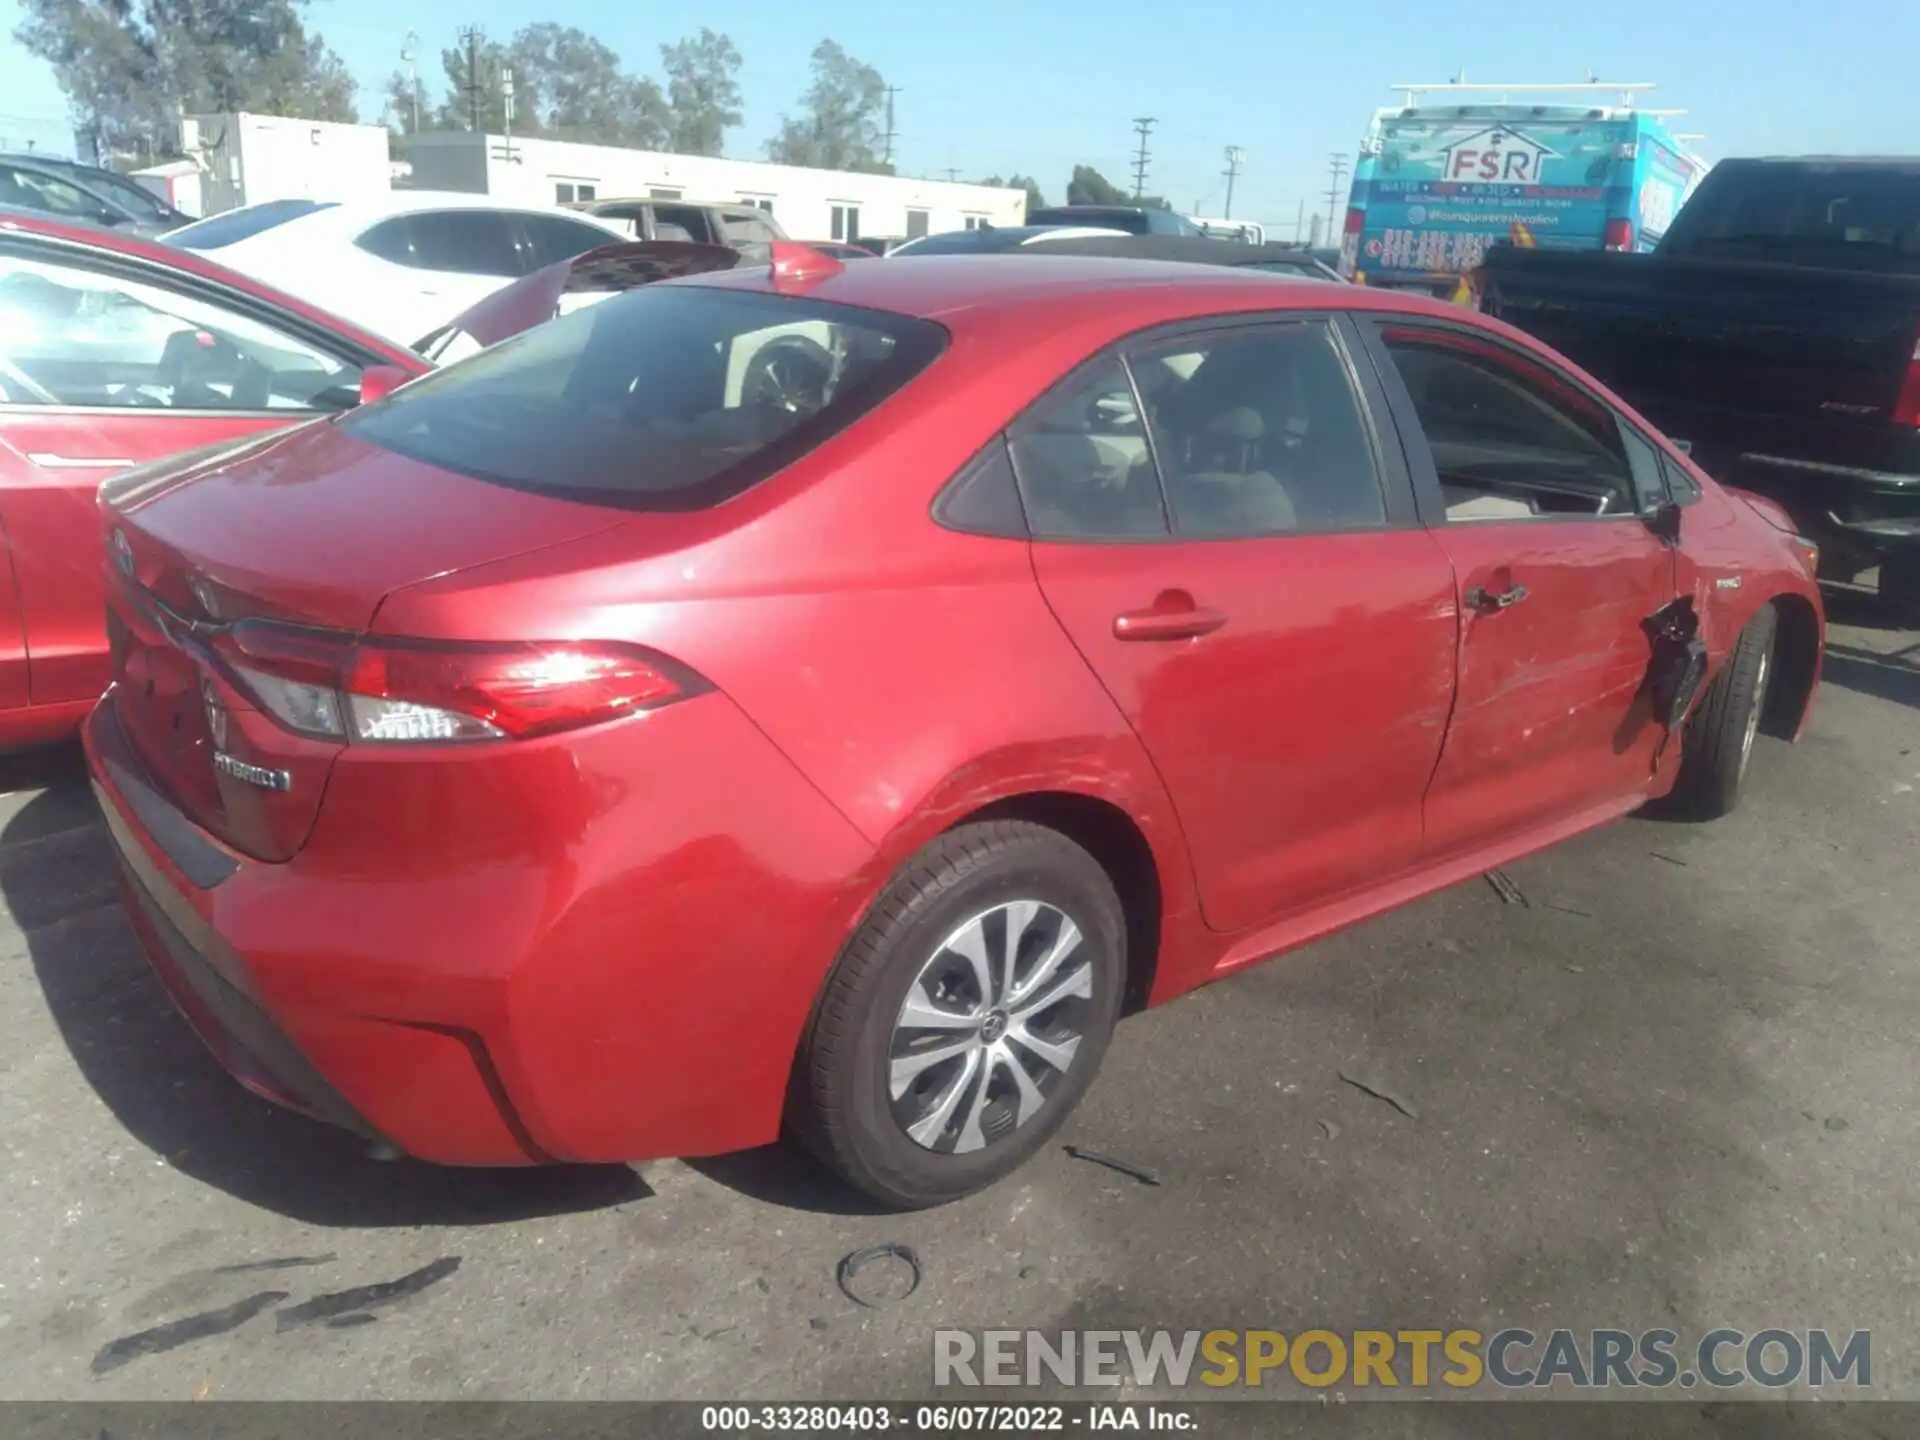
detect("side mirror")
(1645, 497), (1683, 545)
(358, 364), (409, 406)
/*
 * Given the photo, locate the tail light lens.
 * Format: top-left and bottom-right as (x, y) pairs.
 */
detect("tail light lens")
(214, 621), (699, 744)
(1603, 218), (1634, 252)
(1343, 206), (1365, 239)
(1893, 331), (1920, 428)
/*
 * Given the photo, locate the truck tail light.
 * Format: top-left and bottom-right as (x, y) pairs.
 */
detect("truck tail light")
(214, 621), (702, 744)
(1603, 218), (1634, 251)
(1894, 331), (1920, 428)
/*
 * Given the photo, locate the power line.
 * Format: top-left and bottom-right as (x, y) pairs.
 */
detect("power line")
(882, 87), (902, 169)
(1324, 151), (1351, 248)
(1130, 117), (1156, 200)
(1222, 145), (1245, 220)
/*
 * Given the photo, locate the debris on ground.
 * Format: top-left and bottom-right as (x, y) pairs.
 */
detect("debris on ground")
(1546, 903), (1593, 919)
(1824, 1116), (1851, 1132)
(1339, 1070), (1419, 1120)
(836, 1243), (923, 1309)
(1316, 1119), (1341, 1141)
(1018, 1264), (1040, 1280)
(1650, 852), (1689, 867)
(1485, 869), (1529, 906)
(1062, 1145), (1162, 1187)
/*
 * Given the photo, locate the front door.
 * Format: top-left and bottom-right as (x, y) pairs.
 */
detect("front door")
(1362, 320), (1679, 857)
(1021, 317), (1459, 935)
(0, 237), (372, 708)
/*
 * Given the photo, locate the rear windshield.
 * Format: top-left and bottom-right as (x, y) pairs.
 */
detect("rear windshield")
(167, 199), (336, 249)
(1664, 165), (1920, 271)
(341, 283), (947, 511)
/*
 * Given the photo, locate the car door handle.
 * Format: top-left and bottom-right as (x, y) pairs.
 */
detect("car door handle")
(1465, 583), (1530, 612)
(1112, 601), (1229, 641)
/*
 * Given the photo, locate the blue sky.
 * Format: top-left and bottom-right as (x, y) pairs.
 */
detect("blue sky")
(4, 0), (1918, 231)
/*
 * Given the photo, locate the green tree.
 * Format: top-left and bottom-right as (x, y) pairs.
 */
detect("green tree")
(765, 39), (891, 173)
(435, 25), (668, 148)
(1066, 164), (1130, 206)
(15, 0), (357, 157)
(383, 70), (425, 137)
(980, 174), (1047, 210)
(660, 28), (742, 157)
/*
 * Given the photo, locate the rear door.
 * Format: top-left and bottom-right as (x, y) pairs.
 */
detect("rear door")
(0, 234), (377, 709)
(1358, 317), (1679, 857)
(1021, 315), (1459, 936)
(354, 210), (529, 339)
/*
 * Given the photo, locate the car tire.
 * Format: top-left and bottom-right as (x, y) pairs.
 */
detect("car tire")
(1669, 605), (1778, 820)
(1880, 553), (1920, 624)
(792, 821), (1127, 1210)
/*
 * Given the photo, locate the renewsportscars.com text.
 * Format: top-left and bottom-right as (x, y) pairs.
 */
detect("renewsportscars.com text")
(933, 1327), (1871, 1391)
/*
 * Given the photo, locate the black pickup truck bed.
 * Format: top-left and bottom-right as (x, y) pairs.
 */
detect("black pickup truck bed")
(1478, 157), (1920, 615)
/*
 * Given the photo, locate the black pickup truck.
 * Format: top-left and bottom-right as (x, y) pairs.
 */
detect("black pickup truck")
(1477, 157), (1920, 617)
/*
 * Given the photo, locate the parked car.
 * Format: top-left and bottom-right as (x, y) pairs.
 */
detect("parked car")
(0, 152), (193, 235)
(567, 196), (788, 251)
(887, 224), (1132, 256)
(88, 248), (1823, 1209)
(1027, 204), (1208, 236)
(0, 210), (429, 751)
(163, 192), (629, 348)
(974, 234), (1347, 281)
(1475, 156), (1920, 617)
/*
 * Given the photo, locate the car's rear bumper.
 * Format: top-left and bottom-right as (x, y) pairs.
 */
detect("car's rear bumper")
(83, 684), (878, 1166)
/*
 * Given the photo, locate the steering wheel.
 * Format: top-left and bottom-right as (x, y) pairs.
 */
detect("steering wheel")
(740, 336), (834, 417)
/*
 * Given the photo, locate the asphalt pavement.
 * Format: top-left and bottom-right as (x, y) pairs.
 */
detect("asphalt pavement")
(1, 587), (1915, 1425)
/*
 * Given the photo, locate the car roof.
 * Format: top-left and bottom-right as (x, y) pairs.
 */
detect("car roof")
(0, 208), (425, 365)
(687, 252), (1455, 330)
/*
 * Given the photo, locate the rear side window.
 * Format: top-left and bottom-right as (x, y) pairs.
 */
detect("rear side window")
(341, 285), (947, 511)
(518, 212), (620, 268)
(357, 212), (523, 277)
(166, 199), (336, 249)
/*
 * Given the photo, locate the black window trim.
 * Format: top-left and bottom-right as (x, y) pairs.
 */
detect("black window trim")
(1354, 312), (1670, 531)
(0, 232), (392, 418)
(963, 308), (1420, 546)
(356, 207), (528, 278)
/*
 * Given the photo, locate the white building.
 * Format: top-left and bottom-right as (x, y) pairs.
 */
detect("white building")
(404, 133), (1028, 243)
(178, 113), (396, 217)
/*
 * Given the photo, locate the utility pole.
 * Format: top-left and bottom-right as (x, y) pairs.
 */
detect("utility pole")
(1324, 151), (1350, 247)
(942, 167), (961, 182)
(501, 65), (515, 157)
(882, 87), (901, 170)
(1222, 145), (1245, 219)
(458, 25), (485, 133)
(1131, 116), (1156, 200)
(1294, 198), (1306, 243)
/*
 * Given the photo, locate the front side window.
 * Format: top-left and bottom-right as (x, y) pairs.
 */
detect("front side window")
(1379, 325), (1636, 521)
(341, 285), (946, 510)
(0, 164), (125, 226)
(0, 251), (363, 411)
(1131, 321), (1385, 536)
(357, 211), (524, 277)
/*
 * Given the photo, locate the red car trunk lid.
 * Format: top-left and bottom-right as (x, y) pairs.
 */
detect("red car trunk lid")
(102, 420), (631, 862)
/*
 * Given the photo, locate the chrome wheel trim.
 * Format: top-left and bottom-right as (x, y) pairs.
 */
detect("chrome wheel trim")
(1740, 646), (1771, 775)
(887, 899), (1094, 1155)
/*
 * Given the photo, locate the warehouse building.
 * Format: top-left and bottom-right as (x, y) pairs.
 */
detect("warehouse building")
(403, 133), (1028, 244)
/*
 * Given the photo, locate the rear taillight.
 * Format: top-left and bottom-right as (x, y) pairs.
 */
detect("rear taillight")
(1894, 331), (1920, 428)
(1603, 218), (1633, 252)
(1343, 206), (1364, 239)
(214, 621), (698, 744)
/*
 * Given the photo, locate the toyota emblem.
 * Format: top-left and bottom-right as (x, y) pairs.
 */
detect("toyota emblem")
(201, 679), (228, 750)
(112, 528), (135, 578)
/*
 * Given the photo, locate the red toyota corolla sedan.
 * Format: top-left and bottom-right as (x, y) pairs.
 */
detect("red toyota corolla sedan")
(0, 211), (428, 751)
(85, 246), (1824, 1208)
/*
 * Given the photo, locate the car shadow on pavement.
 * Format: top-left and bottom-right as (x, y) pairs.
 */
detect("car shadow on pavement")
(1818, 579), (1908, 631)
(4, 760), (651, 1228)
(1820, 640), (1920, 711)
(685, 1143), (897, 1217)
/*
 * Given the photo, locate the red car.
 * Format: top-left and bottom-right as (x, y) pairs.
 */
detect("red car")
(0, 211), (428, 750)
(86, 244), (1824, 1208)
